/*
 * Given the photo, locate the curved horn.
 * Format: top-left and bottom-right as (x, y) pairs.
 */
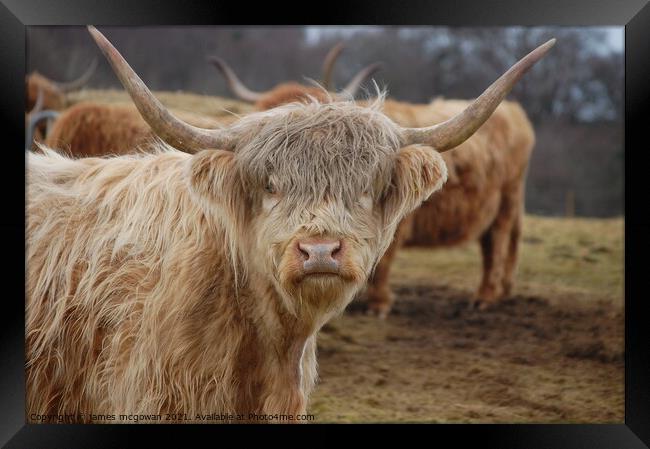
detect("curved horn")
(29, 86), (44, 115)
(401, 39), (556, 152)
(322, 42), (345, 91)
(26, 110), (59, 150)
(88, 26), (233, 152)
(207, 56), (264, 103)
(339, 62), (384, 97)
(55, 58), (98, 92)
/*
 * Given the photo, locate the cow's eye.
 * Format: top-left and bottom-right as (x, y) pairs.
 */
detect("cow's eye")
(264, 182), (276, 195)
(359, 192), (373, 210)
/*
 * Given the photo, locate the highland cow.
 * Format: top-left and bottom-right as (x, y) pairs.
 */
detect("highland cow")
(25, 59), (97, 112)
(365, 98), (536, 316)
(26, 26), (554, 422)
(44, 102), (226, 157)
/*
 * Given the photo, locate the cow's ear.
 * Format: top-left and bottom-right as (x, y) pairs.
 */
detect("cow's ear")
(187, 149), (247, 223)
(382, 145), (448, 225)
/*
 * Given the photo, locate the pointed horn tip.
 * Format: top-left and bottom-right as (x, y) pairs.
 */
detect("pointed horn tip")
(325, 41), (345, 56)
(368, 61), (384, 72)
(87, 26), (108, 48)
(526, 38), (556, 63)
(87, 25), (100, 38)
(88, 26), (124, 69)
(331, 41), (345, 53)
(207, 56), (226, 68)
(208, 56), (234, 75)
(537, 38), (557, 54)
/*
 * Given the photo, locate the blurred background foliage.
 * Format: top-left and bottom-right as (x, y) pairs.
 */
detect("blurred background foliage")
(27, 26), (623, 217)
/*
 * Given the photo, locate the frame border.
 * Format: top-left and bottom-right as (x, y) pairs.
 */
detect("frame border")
(3, 0), (648, 446)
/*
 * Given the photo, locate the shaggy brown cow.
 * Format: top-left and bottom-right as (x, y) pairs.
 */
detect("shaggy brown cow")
(365, 98), (536, 316)
(26, 26), (553, 422)
(44, 102), (226, 157)
(25, 59), (97, 112)
(208, 43), (382, 110)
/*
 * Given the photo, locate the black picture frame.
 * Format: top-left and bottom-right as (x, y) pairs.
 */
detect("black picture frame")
(3, 0), (649, 446)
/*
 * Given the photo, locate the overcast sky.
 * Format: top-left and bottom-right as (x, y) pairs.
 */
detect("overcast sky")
(304, 26), (624, 54)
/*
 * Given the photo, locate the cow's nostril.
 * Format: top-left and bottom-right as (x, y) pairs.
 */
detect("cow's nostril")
(331, 241), (342, 258)
(298, 244), (310, 260)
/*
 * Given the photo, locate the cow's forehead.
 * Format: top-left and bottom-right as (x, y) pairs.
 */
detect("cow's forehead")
(231, 101), (401, 198)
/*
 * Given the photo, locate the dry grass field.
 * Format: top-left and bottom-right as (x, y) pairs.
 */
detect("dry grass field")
(311, 216), (624, 423)
(66, 88), (256, 119)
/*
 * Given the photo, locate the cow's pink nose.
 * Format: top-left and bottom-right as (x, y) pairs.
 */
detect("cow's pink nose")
(297, 239), (342, 274)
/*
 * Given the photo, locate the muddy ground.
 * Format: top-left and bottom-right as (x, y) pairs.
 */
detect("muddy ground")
(310, 217), (624, 423)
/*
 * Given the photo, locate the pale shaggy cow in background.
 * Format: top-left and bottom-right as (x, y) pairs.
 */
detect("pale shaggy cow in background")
(26, 26), (554, 422)
(365, 98), (536, 316)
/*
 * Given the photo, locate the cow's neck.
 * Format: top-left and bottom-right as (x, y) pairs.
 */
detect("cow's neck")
(233, 274), (335, 414)
(244, 274), (317, 357)
(244, 272), (341, 346)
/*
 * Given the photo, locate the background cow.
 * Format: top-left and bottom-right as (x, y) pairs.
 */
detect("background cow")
(365, 98), (535, 316)
(25, 59), (97, 111)
(42, 102), (226, 157)
(209, 42), (382, 110)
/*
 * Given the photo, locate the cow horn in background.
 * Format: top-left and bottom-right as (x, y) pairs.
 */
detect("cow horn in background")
(88, 26), (234, 152)
(401, 39), (556, 152)
(207, 56), (264, 103)
(54, 59), (98, 92)
(339, 62), (384, 98)
(26, 110), (59, 150)
(29, 86), (44, 115)
(321, 42), (345, 91)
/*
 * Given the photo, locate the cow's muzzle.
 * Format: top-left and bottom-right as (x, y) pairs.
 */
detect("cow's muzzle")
(295, 238), (343, 275)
